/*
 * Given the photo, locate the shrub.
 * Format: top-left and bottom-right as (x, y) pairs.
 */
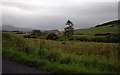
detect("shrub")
(106, 34), (120, 43)
(76, 37), (88, 41)
(95, 33), (110, 36)
(24, 35), (37, 38)
(31, 33), (35, 35)
(91, 34), (120, 43)
(38, 32), (46, 36)
(69, 38), (74, 41)
(77, 33), (84, 35)
(91, 37), (107, 42)
(46, 33), (59, 40)
(62, 42), (66, 44)
(31, 30), (46, 36)
(58, 36), (68, 41)
(32, 30), (41, 34)
(16, 32), (24, 34)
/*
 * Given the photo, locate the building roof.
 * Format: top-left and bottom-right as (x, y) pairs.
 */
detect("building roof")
(47, 30), (59, 33)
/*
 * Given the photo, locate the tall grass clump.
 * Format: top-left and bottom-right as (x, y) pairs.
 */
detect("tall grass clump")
(60, 53), (77, 64)
(2, 45), (49, 71)
(2, 32), (12, 40)
(46, 50), (62, 62)
(38, 41), (46, 57)
(77, 55), (118, 72)
(2, 33), (34, 54)
(58, 36), (68, 41)
(2, 33), (25, 51)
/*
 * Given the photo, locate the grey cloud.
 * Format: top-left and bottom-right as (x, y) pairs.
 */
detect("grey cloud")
(2, 1), (118, 30)
(2, 2), (40, 11)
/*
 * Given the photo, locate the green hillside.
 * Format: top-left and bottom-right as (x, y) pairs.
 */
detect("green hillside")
(2, 32), (119, 73)
(2, 20), (119, 73)
(75, 20), (119, 36)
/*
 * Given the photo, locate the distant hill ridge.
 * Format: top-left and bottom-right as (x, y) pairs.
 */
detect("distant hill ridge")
(95, 20), (119, 27)
(2, 25), (34, 32)
(1, 25), (46, 32)
(2, 20), (119, 32)
(75, 20), (119, 35)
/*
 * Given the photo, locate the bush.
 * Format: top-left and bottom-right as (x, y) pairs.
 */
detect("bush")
(91, 34), (120, 43)
(91, 37), (107, 42)
(76, 37), (89, 41)
(106, 34), (120, 43)
(31, 30), (46, 36)
(16, 32), (24, 34)
(77, 33), (84, 35)
(58, 36), (68, 41)
(62, 42), (66, 44)
(69, 38), (74, 41)
(24, 35), (37, 38)
(95, 33), (110, 36)
(46, 33), (59, 40)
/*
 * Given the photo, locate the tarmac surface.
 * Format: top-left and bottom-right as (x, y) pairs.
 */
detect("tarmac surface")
(2, 59), (47, 74)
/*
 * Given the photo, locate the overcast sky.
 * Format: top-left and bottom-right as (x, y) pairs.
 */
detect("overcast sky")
(1, 0), (119, 30)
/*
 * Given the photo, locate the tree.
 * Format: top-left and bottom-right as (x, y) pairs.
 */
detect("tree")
(46, 33), (59, 40)
(31, 30), (41, 35)
(64, 20), (74, 38)
(31, 30), (46, 36)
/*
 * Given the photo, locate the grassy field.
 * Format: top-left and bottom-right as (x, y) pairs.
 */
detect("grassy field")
(2, 20), (119, 73)
(57, 23), (119, 43)
(2, 32), (119, 73)
(74, 23), (118, 35)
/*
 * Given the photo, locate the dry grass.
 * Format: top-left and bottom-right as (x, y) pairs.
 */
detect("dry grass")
(46, 41), (118, 57)
(5, 32), (118, 58)
(2, 32), (119, 73)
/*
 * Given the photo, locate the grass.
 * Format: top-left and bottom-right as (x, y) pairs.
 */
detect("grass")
(2, 20), (119, 73)
(3, 31), (118, 57)
(3, 44), (118, 73)
(74, 24), (118, 35)
(2, 32), (119, 73)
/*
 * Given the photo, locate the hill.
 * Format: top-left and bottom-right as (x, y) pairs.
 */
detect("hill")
(2, 25), (34, 32)
(74, 20), (119, 35)
(95, 20), (119, 27)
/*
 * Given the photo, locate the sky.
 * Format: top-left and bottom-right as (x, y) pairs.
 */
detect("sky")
(1, 0), (119, 30)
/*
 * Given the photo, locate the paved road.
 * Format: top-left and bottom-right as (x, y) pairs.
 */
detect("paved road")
(2, 59), (47, 74)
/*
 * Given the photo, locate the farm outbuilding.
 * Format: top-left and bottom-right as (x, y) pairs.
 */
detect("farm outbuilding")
(47, 30), (63, 35)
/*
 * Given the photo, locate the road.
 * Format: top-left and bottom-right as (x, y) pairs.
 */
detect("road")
(2, 59), (48, 74)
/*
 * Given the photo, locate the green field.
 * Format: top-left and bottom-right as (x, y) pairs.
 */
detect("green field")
(75, 23), (118, 35)
(2, 20), (119, 73)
